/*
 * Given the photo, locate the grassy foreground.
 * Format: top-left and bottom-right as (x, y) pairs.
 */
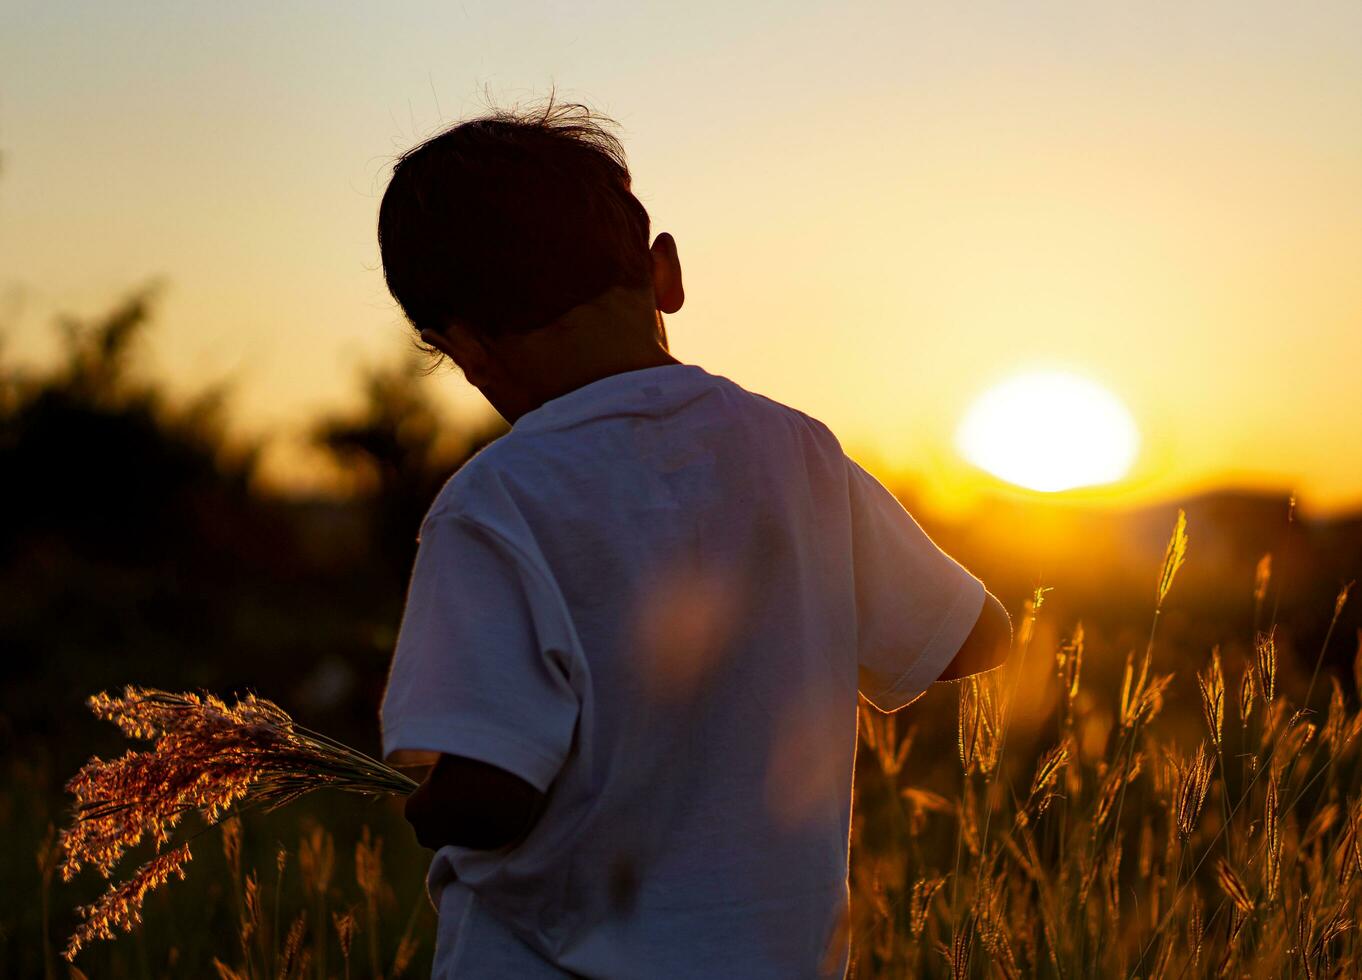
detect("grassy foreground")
(9, 510), (1360, 978)
(846, 512), (1360, 978)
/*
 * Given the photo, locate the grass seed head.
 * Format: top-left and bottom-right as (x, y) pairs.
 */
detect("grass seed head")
(1255, 629), (1279, 705)
(392, 931), (421, 978)
(1189, 892), (1205, 966)
(1175, 742), (1215, 840)
(332, 908), (358, 959)
(958, 673), (1003, 775)
(1254, 553), (1272, 607)
(1302, 802), (1341, 851)
(1028, 739), (1073, 817)
(280, 912), (308, 977)
(1120, 648), (1173, 731)
(1264, 775), (1282, 903)
(221, 816), (242, 877)
(299, 824), (335, 898)
(1198, 647), (1226, 748)
(1095, 752), (1143, 830)
(1240, 662), (1258, 724)
(901, 787), (953, 836)
(1336, 581), (1354, 620)
(909, 876), (947, 938)
(1324, 678), (1349, 756)
(1157, 509), (1189, 609)
(1056, 623), (1084, 717)
(1216, 859), (1255, 915)
(63, 843), (192, 961)
(355, 825), (384, 903)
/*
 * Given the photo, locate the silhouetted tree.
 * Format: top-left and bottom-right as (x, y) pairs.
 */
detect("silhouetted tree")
(313, 356), (505, 579)
(0, 285), (258, 563)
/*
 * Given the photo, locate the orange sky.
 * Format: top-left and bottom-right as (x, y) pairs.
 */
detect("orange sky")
(2, 2), (1360, 512)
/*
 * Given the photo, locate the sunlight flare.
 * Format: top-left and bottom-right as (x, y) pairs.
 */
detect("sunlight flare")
(955, 371), (1139, 492)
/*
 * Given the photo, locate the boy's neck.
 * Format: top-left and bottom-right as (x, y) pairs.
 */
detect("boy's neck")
(488, 297), (681, 422)
(530, 342), (681, 409)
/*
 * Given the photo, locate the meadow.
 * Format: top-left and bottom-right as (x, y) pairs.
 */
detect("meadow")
(845, 524), (1362, 978)
(5, 292), (1362, 977)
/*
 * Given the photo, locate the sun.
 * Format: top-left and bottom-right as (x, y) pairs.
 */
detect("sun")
(955, 371), (1139, 492)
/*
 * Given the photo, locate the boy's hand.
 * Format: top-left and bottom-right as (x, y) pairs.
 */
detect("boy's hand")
(403, 753), (544, 851)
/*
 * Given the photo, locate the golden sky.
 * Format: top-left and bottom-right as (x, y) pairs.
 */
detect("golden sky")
(2, 2), (1360, 511)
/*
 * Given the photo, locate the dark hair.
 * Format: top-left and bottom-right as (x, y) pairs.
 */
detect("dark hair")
(378, 99), (653, 340)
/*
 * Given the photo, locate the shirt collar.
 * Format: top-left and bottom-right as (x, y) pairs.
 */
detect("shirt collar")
(512, 363), (714, 434)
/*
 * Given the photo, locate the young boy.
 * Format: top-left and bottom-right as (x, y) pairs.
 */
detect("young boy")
(377, 101), (1011, 979)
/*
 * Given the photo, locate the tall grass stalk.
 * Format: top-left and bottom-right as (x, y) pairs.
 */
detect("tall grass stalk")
(962, 585), (1048, 960)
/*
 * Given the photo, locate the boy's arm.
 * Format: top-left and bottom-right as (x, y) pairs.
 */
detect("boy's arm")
(846, 456), (1004, 710)
(936, 590), (1012, 682)
(404, 753), (544, 851)
(381, 512), (580, 852)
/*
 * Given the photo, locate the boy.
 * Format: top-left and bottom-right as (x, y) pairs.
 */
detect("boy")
(377, 101), (1010, 979)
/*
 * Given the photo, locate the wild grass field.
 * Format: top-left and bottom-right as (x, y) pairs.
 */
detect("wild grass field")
(14, 513), (1359, 978)
(5, 293), (1362, 977)
(843, 524), (1362, 978)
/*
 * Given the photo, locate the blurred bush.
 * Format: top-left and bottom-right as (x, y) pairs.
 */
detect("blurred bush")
(0, 289), (501, 976)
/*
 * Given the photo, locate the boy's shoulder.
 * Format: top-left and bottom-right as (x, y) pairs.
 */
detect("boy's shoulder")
(421, 432), (526, 528)
(420, 374), (848, 528)
(746, 389), (842, 447)
(720, 381), (847, 468)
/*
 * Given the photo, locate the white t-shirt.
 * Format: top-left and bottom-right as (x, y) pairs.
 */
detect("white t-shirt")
(380, 363), (984, 979)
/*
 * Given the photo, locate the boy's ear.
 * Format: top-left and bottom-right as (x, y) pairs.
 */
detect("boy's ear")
(650, 232), (684, 315)
(420, 324), (492, 387)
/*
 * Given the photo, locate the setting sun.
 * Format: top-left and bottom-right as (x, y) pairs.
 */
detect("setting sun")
(955, 371), (1139, 493)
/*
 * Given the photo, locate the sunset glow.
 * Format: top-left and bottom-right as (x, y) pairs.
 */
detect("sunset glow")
(2, 4), (1361, 510)
(955, 371), (1139, 492)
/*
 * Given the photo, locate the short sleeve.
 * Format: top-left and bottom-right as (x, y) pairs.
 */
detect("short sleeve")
(847, 458), (986, 711)
(380, 512), (580, 792)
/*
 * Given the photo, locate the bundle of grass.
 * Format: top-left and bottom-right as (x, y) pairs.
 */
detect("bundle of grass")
(58, 688), (416, 961)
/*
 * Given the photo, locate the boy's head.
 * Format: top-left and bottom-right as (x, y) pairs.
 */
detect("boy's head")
(378, 99), (683, 420)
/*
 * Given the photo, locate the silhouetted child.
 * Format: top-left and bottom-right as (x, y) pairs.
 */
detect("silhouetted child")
(378, 100), (1010, 979)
